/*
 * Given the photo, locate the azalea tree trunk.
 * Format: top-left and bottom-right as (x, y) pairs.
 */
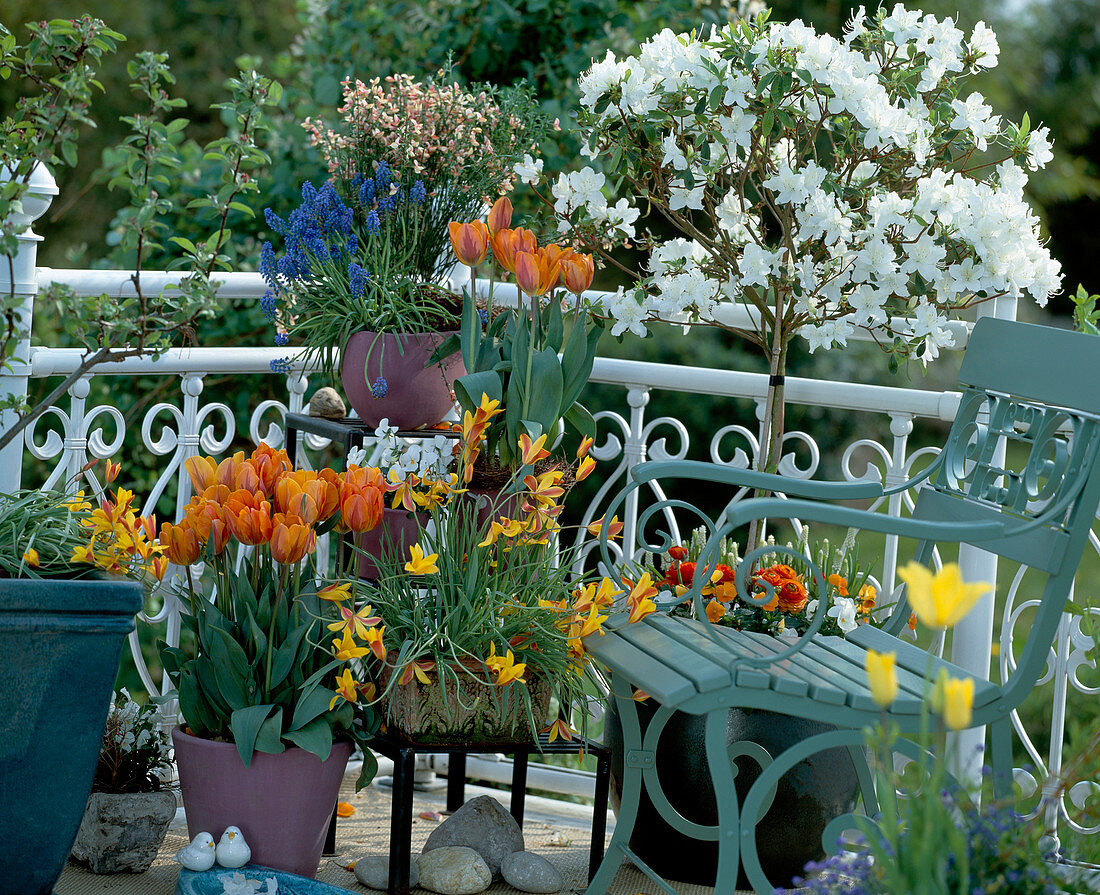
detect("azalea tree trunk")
(745, 293), (790, 555)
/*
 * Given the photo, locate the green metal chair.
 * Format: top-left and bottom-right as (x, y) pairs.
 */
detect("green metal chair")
(582, 317), (1100, 895)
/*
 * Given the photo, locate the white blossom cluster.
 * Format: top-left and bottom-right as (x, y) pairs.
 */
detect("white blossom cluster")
(103, 689), (173, 767)
(538, 5), (1062, 361)
(347, 419), (455, 483)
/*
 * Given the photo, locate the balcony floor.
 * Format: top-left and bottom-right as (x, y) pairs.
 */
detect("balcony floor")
(56, 764), (753, 895)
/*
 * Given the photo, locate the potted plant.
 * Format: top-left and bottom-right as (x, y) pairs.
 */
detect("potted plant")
(441, 197), (604, 491)
(70, 690), (176, 874)
(156, 444), (389, 878)
(261, 68), (548, 429)
(0, 472), (162, 895)
(605, 526), (892, 886)
(324, 419), (644, 745)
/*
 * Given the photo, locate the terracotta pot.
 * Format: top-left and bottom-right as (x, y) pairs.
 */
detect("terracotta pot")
(341, 330), (463, 430)
(377, 659), (551, 745)
(0, 577), (142, 895)
(172, 726), (352, 877)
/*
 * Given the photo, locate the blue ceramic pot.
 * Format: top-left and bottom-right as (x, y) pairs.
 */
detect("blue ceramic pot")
(0, 577), (143, 895)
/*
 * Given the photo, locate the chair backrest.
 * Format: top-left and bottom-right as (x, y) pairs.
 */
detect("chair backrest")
(911, 317), (1100, 702)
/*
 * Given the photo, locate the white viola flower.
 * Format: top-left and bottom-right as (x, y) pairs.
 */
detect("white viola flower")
(607, 288), (650, 338)
(1025, 127), (1054, 172)
(513, 154), (543, 185)
(828, 597), (859, 633)
(346, 445), (367, 468)
(950, 93), (1001, 151)
(607, 198), (640, 240)
(805, 598), (820, 618)
(968, 21), (1000, 69)
(668, 181), (706, 211)
(738, 242), (785, 287)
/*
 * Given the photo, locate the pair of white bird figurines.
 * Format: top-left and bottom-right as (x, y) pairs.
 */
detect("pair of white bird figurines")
(176, 826), (252, 871)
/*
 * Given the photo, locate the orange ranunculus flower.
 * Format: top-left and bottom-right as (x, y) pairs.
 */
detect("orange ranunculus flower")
(487, 196), (513, 235)
(448, 219), (489, 267)
(271, 512), (314, 564)
(514, 249), (561, 296)
(224, 490), (274, 546)
(184, 455), (218, 494)
(561, 252), (595, 294)
(490, 227), (537, 274)
(160, 519), (202, 566)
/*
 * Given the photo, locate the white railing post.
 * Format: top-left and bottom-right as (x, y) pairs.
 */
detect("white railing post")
(622, 385), (650, 561)
(0, 162), (58, 493)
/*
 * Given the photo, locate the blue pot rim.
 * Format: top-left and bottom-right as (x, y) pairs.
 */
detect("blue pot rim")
(0, 577), (144, 615)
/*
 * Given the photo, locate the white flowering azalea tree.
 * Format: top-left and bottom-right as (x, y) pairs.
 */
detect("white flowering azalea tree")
(521, 5), (1061, 481)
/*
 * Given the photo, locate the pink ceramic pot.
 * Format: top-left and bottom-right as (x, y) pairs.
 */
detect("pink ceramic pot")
(172, 726), (352, 877)
(356, 506), (424, 579)
(341, 330), (463, 430)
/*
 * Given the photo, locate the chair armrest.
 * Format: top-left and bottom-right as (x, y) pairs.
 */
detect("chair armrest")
(630, 459), (885, 501)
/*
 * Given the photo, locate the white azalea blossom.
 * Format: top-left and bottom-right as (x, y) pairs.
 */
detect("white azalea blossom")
(513, 153), (543, 185)
(562, 7), (1059, 464)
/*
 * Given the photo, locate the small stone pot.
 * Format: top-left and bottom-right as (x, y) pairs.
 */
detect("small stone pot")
(172, 726), (352, 878)
(341, 330), (463, 430)
(70, 790), (176, 873)
(606, 701), (859, 889)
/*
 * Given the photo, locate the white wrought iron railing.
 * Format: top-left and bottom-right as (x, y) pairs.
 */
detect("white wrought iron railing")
(2, 171), (1096, 855)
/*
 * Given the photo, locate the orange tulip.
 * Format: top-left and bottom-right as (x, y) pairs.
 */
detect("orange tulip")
(514, 248), (561, 296)
(490, 227), (537, 275)
(248, 444), (292, 498)
(271, 512), (314, 565)
(186, 500), (230, 554)
(216, 451), (247, 489)
(160, 520), (202, 566)
(561, 252), (595, 295)
(448, 220), (489, 267)
(487, 197), (513, 235)
(224, 490), (274, 546)
(184, 455), (218, 494)
(342, 486), (383, 533)
(104, 459), (121, 484)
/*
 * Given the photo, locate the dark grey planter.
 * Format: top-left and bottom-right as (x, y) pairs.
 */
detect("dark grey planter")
(606, 700), (860, 889)
(71, 790), (176, 873)
(0, 577), (143, 895)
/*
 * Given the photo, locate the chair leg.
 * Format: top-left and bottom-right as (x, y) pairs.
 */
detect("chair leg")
(705, 707), (741, 895)
(585, 683), (643, 895)
(988, 716), (1015, 803)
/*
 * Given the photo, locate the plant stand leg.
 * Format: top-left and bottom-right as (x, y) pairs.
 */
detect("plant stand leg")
(322, 803), (338, 855)
(388, 747), (416, 895)
(446, 753), (466, 813)
(510, 751), (529, 828)
(590, 748), (611, 881)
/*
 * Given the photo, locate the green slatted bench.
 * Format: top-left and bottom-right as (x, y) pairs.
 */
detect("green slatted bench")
(582, 317), (1100, 895)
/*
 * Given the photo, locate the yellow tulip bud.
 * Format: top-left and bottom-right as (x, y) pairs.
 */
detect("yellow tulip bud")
(931, 669), (974, 730)
(865, 649), (898, 708)
(897, 562), (992, 629)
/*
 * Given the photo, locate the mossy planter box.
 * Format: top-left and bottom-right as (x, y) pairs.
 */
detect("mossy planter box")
(0, 577), (143, 895)
(379, 659), (551, 744)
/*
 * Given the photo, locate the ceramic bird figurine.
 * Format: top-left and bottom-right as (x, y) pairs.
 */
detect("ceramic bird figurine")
(175, 832), (217, 871)
(215, 826), (252, 869)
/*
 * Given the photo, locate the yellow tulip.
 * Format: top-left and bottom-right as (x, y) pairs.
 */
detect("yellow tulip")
(22, 548), (39, 568)
(864, 649), (898, 708)
(405, 543), (439, 575)
(329, 667), (360, 711)
(931, 669), (975, 730)
(333, 631), (370, 661)
(897, 562), (992, 629)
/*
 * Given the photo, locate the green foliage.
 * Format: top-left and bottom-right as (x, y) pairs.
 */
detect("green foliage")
(93, 689), (173, 794)
(1070, 283), (1100, 336)
(0, 487), (87, 577)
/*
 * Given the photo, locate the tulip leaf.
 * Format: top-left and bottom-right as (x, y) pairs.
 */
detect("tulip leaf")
(430, 332), (460, 366)
(525, 348), (565, 434)
(454, 370), (502, 415)
(195, 655), (232, 715)
(564, 402), (596, 439)
(284, 716), (334, 761)
(459, 294), (481, 372)
(561, 323), (602, 410)
(254, 707), (286, 755)
(268, 622), (311, 691)
(293, 662), (342, 728)
(211, 625), (251, 680)
(546, 297), (564, 352)
(231, 704), (276, 767)
(505, 365), (524, 451)
(178, 668), (216, 737)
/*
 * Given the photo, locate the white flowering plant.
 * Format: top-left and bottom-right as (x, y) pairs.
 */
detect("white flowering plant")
(520, 5), (1061, 477)
(346, 418), (457, 487)
(92, 690), (173, 794)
